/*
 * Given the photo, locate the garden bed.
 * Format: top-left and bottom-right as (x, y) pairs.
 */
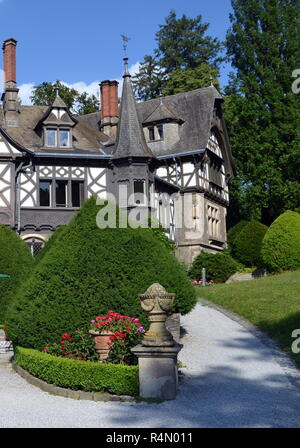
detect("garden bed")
(14, 346), (139, 396)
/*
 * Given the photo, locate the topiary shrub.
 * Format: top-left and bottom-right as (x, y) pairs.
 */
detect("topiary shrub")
(261, 210), (300, 273)
(0, 226), (34, 323)
(227, 220), (249, 254)
(231, 221), (268, 267)
(6, 198), (196, 350)
(35, 226), (66, 264)
(189, 251), (240, 283)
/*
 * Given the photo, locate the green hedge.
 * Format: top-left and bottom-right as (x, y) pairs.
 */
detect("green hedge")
(0, 225), (34, 323)
(231, 221), (268, 267)
(14, 346), (139, 396)
(7, 198), (196, 350)
(261, 210), (300, 273)
(189, 252), (241, 283)
(227, 220), (248, 254)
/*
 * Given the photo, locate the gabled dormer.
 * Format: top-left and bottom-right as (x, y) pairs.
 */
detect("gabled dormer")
(36, 92), (77, 149)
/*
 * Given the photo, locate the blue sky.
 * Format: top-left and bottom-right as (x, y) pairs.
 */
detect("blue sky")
(0, 0), (233, 104)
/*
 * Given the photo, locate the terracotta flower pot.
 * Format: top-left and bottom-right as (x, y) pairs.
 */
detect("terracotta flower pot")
(89, 330), (113, 361)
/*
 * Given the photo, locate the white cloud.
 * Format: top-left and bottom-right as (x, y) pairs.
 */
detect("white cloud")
(18, 83), (35, 105)
(17, 61), (141, 106)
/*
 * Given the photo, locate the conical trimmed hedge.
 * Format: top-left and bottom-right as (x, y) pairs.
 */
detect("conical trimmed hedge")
(261, 210), (300, 273)
(0, 225), (34, 323)
(231, 221), (268, 267)
(6, 198), (196, 350)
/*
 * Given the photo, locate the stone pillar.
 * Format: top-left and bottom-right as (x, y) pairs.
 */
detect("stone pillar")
(131, 283), (182, 400)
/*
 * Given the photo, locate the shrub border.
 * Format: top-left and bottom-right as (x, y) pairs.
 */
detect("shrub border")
(12, 362), (136, 402)
(14, 346), (139, 400)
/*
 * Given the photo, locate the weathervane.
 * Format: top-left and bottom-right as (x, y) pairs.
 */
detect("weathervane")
(120, 33), (130, 57)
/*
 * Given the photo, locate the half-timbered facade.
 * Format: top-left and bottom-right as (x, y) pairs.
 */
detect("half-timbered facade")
(0, 38), (234, 264)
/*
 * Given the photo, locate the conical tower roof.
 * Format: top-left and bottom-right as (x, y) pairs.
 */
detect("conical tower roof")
(113, 59), (153, 159)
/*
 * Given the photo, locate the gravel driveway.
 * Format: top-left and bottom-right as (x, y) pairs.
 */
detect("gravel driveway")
(1, 302), (300, 428)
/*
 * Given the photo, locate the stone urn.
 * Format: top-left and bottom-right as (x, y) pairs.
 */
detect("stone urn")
(139, 283), (175, 347)
(89, 330), (113, 360)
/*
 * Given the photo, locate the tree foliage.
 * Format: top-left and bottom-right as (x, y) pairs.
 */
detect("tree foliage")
(162, 63), (219, 96)
(6, 198), (196, 350)
(132, 56), (165, 101)
(0, 226), (34, 323)
(189, 252), (240, 283)
(224, 0), (300, 225)
(30, 81), (99, 115)
(132, 9), (224, 100)
(261, 210), (300, 273)
(231, 221), (268, 267)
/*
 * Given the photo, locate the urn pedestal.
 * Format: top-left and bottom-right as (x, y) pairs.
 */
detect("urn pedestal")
(131, 283), (182, 400)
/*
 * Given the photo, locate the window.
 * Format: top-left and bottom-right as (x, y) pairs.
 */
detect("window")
(71, 181), (84, 207)
(157, 124), (164, 140)
(149, 127), (155, 141)
(39, 181), (52, 206)
(134, 180), (145, 205)
(46, 129), (57, 147)
(55, 180), (68, 207)
(45, 129), (71, 148)
(207, 204), (220, 238)
(60, 130), (70, 147)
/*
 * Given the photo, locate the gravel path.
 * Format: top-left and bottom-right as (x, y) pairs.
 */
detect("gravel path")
(1, 303), (300, 428)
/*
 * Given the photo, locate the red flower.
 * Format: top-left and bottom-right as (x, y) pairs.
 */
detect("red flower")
(109, 335), (116, 341)
(43, 348), (47, 353)
(61, 333), (73, 341)
(115, 332), (126, 339)
(125, 327), (131, 331)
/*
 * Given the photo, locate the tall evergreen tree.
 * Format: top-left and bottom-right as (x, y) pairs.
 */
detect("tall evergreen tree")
(132, 55), (165, 101)
(225, 0), (300, 225)
(155, 9), (224, 73)
(133, 10), (224, 100)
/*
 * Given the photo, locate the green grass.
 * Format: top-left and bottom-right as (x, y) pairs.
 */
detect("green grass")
(196, 269), (300, 368)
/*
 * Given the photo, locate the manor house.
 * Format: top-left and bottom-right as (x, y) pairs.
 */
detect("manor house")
(0, 38), (234, 264)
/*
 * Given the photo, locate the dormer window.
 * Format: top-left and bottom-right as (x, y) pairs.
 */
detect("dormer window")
(149, 127), (155, 141)
(157, 124), (164, 140)
(60, 129), (70, 147)
(147, 125), (164, 142)
(46, 129), (57, 147)
(45, 128), (71, 148)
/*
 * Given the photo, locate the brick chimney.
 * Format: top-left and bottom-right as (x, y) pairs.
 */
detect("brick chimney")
(100, 80), (119, 137)
(2, 38), (19, 126)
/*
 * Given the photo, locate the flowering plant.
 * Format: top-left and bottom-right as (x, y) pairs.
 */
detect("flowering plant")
(90, 310), (146, 364)
(43, 327), (98, 362)
(192, 279), (214, 286)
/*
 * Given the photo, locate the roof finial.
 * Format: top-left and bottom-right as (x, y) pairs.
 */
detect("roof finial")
(54, 81), (60, 98)
(210, 76), (214, 86)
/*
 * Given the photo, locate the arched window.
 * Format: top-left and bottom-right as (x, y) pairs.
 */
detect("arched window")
(23, 237), (45, 257)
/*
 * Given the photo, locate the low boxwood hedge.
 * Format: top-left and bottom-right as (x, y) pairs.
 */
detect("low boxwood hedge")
(14, 346), (139, 396)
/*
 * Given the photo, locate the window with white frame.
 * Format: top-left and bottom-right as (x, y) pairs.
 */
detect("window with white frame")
(45, 129), (71, 148)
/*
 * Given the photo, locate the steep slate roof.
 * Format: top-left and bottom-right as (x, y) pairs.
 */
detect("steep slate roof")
(137, 86), (223, 155)
(75, 85), (224, 157)
(142, 100), (180, 125)
(112, 64), (153, 159)
(0, 105), (109, 153)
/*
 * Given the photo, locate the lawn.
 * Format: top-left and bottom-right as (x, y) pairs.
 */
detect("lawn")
(196, 269), (300, 368)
